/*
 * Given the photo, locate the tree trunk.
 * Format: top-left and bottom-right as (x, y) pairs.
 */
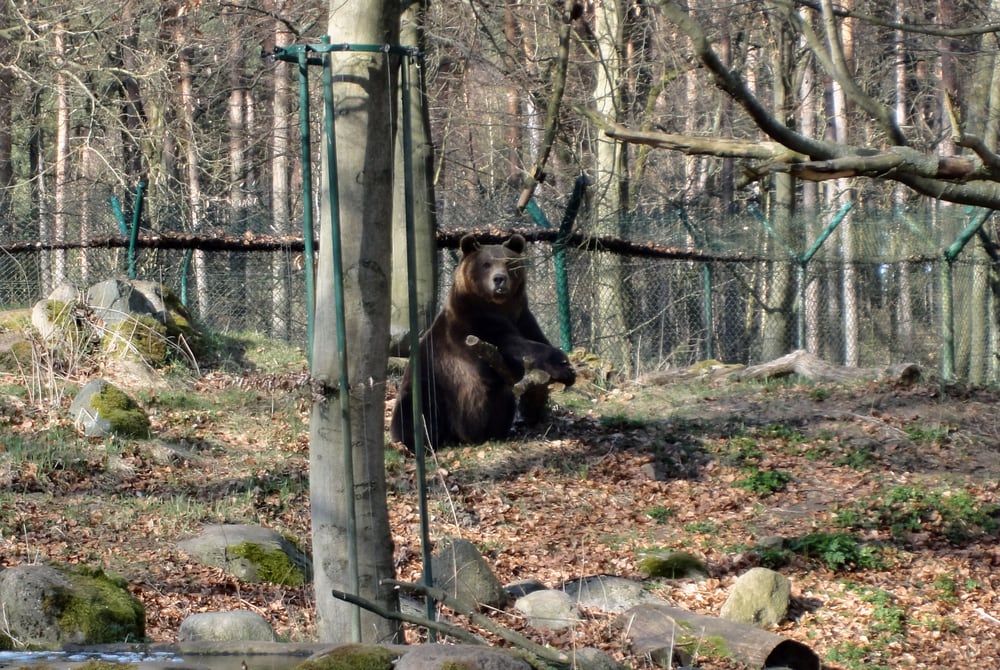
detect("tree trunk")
(0, 0), (12, 241)
(269, 1), (293, 340)
(590, 0), (633, 372)
(176, 26), (208, 315)
(390, 0), (438, 355)
(310, 0), (400, 644)
(227, 33), (248, 331)
(53, 25), (69, 286)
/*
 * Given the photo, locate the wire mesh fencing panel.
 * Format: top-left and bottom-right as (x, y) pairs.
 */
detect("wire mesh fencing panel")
(2, 235), (998, 385)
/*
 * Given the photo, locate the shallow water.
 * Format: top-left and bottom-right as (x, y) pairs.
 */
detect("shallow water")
(0, 644), (323, 670)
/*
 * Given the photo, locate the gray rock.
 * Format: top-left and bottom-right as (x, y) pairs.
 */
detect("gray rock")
(563, 575), (663, 613)
(514, 589), (580, 630)
(504, 578), (547, 599)
(429, 538), (507, 611)
(178, 610), (276, 642)
(0, 565), (144, 647)
(68, 378), (150, 438)
(720, 567), (791, 628)
(637, 550), (709, 580)
(394, 643), (531, 670)
(570, 647), (628, 670)
(177, 524), (312, 585)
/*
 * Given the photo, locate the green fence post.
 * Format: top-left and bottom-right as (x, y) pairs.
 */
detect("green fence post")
(127, 180), (146, 279)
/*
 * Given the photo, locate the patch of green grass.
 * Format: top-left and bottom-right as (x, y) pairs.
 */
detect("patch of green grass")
(599, 414), (648, 430)
(734, 468), (791, 496)
(808, 386), (833, 401)
(717, 435), (762, 466)
(903, 421), (951, 445)
(785, 531), (883, 571)
(759, 422), (806, 444)
(684, 520), (719, 534)
(646, 505), (675, 523)
(824, 586), (908, 670)
(834, 445), (877, 470)
(834, 483), (999, 544)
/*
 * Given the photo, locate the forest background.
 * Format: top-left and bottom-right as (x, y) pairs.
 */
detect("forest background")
(3, 0), (1000, 381)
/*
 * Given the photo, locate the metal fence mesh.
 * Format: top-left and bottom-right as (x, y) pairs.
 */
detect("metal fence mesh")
(3, 208), (997, 384)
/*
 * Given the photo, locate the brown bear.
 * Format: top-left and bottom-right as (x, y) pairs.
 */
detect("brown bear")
(390, 233), (576, 451)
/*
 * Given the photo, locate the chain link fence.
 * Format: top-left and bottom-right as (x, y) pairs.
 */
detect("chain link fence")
(2, 206), (997, 384)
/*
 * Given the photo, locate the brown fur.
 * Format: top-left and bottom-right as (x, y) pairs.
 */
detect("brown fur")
(390, 234), (575, 450)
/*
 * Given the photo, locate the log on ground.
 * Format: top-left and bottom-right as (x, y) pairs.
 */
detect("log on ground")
(618, 603), (819, 670)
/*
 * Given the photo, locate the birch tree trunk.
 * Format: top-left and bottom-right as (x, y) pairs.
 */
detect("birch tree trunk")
(310, 0), (400, 644)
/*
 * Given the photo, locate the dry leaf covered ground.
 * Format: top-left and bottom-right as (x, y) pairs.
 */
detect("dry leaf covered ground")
(1, 343), (999, 670)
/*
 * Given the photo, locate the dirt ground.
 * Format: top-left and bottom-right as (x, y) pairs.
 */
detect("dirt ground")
(1, 359), (999, 669)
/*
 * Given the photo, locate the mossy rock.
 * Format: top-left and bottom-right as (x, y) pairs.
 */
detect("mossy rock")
(637, 550), (709, 580)
(296, 644), (399, 670)
(102, 314), (170, 365)
(0, 564), (145, 648)
(178, 524), (313, 586)
(31, 299), (93, 352)
(70, 379), (151, 438)
(228, 541), (307, 587)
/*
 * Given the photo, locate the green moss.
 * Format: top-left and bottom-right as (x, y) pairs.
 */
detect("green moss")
(439, 662), (478, 670)
(45, 566), (146, 644)
(44, 300), (89, 350)
(229, 542), (306, 587)
(295, 644), (399, 670)
(638, 550), (708, 579)
(91, 384), (151, 438)
(104, 315), (169, 365)
(77, 661), (138, 670)
(0, 337), (35, 372)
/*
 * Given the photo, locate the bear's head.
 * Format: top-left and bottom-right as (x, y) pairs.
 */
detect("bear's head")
(454, 234), (527, 308)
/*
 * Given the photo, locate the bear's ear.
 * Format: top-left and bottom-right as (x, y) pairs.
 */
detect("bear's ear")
(504, 234), (526, 254)
(460, 234), (480, 256)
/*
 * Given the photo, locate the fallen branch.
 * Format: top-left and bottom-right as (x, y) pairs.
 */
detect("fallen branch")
(384, 578), (571, 667)
(640, 350), (920, 387)
(329, 587), (484, 646)
(733, 349), (920, 385)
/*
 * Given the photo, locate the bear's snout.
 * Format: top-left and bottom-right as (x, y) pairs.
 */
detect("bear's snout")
(492, 272), (509, 294)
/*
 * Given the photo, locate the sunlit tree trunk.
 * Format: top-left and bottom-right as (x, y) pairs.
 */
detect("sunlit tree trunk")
(227, 33), (248, 330)
(0, 0), (11, 241)
(269, 1), (293, 339)
(310, 0), (400, 644)
(590, 0), (633, 371)
(53, 25), (68, 285)
(760, 20), (796, 361)
(176, 22), (208, 314)
(892, 0), (913, 361)
(822, 0), (857, 366)
(391, 0), (438, 354)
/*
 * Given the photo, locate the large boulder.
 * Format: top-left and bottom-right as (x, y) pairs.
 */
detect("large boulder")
(513, 589), (580, 631)
(429, 537), (508, 611)
(178, 611), (276, 642)
(720, 567), (791, 628)
(0, 565), (145, 649)
(562, 575), (663, 613)
(29, 279), (201, 370)
(69, 378), (151, 438)
(178, 524), (312, 586)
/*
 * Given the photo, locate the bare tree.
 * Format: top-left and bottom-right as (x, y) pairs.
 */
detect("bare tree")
(309, 0), (401, 644)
